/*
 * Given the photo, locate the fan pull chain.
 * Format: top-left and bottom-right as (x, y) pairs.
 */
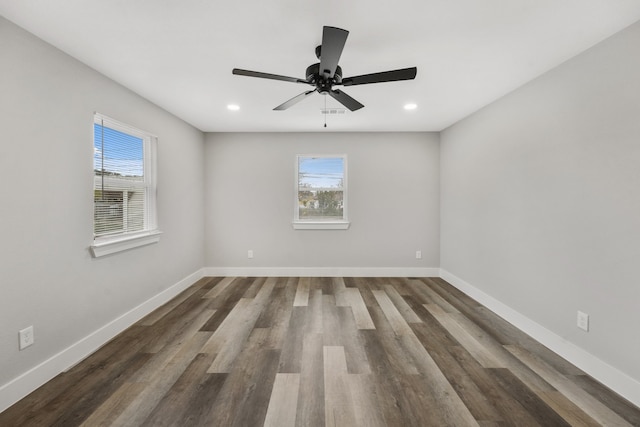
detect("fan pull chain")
(324, 95), (327, 128)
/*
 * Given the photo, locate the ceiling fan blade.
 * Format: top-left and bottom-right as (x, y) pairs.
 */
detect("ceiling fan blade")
(329, 89), (364, 111)
(274, 90), (316, 110)
(319, 26), (349, 79)
(341, 67), (417, 86)
(233, 68), (307, 84)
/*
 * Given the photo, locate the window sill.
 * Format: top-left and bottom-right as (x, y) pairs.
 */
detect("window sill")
(90, 230), (162, 258)
(292, 221), (350, 230)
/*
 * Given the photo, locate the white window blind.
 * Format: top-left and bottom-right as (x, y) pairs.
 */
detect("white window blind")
(93, 113), (157, 240)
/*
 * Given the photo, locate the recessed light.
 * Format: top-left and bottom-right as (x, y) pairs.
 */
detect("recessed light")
(404, 103), (417, 110)
(227, 104), (240, 111)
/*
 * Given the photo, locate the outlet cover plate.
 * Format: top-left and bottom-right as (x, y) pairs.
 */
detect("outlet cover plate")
(577, 311), (589, 332)
(19, 326), (34, 350)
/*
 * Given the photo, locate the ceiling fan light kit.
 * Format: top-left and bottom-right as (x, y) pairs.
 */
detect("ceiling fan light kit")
(232, 26), (417, 113)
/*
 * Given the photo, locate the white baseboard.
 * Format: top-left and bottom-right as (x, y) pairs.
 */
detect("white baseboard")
(440, 269), (640, 407)
(0, 268), (205, 413)
(203, 266), (440, 277)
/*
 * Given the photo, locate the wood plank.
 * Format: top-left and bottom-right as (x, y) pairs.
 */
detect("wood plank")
(371, 289), (478, 425)
(568, 374), (640, 426)
(365, 306), (420, 375)
(489, 368), (571, 426)
(295, 333), (325, 427)
(399, 374), (451, 426)
(229, 341), (281, 426)
(140, 295), (211, 354)
(200, 278), (251, 330)
(538, 390), (601, 426)
(410, 322), (504, 424)
(334, 278), (375, 329)
(372, 289), (413, 336)
(322, 293), (341, 347)
(345, 288), (376, 330)
(420, 280), (462, 313)
(323, 346), (357, 427)
(293, 277), (311, 306)
(242, 276), (267, 298)
(263, 373), (300, 427)
(387, 277), (414, 296)
(361, 330), (410, 426)
(424, 303), (505, 368)
(138, 352), (222, 426)
(407, 278), (460, 312)
(383, 284), (422, 323)
(257, 283), (295, 350)
(351, 277), (380, 308)
(131, 308), (215, 383)
(447, 344), (556, 426)
(202, 276), (238, 299)
(205, 302), (264, 373)
(430, 279), (587, 377)
(447, 311), (572, 392)
(506, 345), (634, 426)
(346, 374), (386, 427)
(200, 329), (280, 427)
(424, 303), (557, 395)
(306, 288), (324, 334)
(337, 308), (371, 374)
(425, 277), (479, 309)
(79, 382), (147, 427)
(313, 276), (333, 295)
(137, 277), (213, 326)
(110, 331), (212, 427)
(205, 278), (276, 371)
(33, 352), (151, 427)
(255, 286), (285, 328)
(404, 297), (461, 349)
(278, 307), (306, 373)
(255, 279), (288, 327)
(333, 276), (349, 306)
(398, 332), (480, 426)
(200, 298), (252, 354)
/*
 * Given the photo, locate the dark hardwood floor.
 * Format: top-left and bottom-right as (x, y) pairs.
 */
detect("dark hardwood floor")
(1, 277), (639, 426)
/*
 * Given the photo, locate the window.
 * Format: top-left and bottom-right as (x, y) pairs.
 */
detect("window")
(90, 113), (160, 257)
(293, 155), (349, 230)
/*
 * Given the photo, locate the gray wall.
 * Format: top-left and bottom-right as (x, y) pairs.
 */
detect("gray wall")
(204, 132), (440, 271)
(441, 21), (640, 383)
(0, 17), (205, 387)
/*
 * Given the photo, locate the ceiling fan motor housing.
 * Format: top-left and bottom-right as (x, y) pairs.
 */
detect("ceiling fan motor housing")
(306, 63), (343, 93)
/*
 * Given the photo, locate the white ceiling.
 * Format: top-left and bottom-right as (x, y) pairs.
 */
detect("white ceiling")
(2, 1), (640, 132)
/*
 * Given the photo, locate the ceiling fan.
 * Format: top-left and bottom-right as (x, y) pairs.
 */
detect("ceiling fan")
(232, 26), (417, 112)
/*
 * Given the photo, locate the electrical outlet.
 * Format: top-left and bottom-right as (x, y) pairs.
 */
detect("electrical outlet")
(19, 326), (34, 350)
(577, 311), (589, 332)
(248, 250), (254, 259)
(415, 250), (422, 259)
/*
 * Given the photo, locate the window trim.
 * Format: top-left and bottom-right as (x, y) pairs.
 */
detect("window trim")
(89, 230), (162, 258)
(292, 221), (350, 230)
(293, 154), (350, 230)
(90, 113), (160, 257)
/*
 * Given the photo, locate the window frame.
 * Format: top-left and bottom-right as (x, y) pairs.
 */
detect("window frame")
(90, 113), (160, 257)
(293, 154), (350, 230)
